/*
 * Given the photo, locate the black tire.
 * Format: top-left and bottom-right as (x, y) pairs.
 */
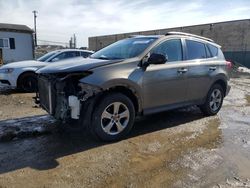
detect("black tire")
(90, 93), (135, 141)
(18, 72), (37, 92)
(200, 84), (224, 116)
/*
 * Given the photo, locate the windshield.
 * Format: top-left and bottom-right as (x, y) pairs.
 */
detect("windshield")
(37, 51), (57, 62)
(91, 37), (157, 60)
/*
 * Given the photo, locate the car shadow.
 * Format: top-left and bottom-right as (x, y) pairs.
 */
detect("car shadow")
(0, 106), (204, 174)
(0, 86), (36, 95)
(0, 88), (23, 95)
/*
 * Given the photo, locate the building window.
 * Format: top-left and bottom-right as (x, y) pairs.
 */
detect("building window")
(0, 38), (9, 48)
(9, 38), (15, 49)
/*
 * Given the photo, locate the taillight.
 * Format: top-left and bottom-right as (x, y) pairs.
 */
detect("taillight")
(226, 61), (232, 69)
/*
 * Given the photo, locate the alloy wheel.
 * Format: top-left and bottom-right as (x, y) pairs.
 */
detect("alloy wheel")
(209, 89), (222, 112)
(101, 102), (130, 135)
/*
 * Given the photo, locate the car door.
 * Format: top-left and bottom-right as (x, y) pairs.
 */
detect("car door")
(142, 39), (189, 111)
(183, 39), (216, 102)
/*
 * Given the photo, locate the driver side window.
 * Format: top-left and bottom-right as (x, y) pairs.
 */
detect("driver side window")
(152, 39), (183, 62)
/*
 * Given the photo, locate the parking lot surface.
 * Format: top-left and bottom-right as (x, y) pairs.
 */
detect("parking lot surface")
(0, 74), (250, 188)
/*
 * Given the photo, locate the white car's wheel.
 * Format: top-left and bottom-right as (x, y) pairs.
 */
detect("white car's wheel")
(18, 72), (37, 92)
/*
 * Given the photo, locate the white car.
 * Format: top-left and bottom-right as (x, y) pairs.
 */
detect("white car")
(0, 49), (94, 92)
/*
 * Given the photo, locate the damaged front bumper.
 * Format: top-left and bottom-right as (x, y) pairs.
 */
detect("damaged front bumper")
(67, 83), (101, 120)
(36, 74), (101, 122)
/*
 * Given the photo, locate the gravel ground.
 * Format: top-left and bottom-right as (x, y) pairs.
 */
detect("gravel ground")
(0, 73), (250, 188)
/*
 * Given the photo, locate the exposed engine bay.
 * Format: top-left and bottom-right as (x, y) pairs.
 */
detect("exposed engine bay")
(36, 72), (101, 122)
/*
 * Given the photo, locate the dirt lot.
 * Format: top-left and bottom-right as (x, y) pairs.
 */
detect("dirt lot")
(0, 74), (250, 188)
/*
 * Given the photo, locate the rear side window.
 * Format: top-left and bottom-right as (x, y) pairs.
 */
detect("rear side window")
(152, 39), (182, 62)
(207, 44), (218, 57)
(186, 40), (206, 60)
(81, 51), (92, 58)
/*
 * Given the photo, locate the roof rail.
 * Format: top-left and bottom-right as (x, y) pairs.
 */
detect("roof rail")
(166, 31), (214, 42)
(129, 35), (145, 38)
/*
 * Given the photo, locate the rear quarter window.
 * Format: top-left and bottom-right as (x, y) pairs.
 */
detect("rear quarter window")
(186, 40), (207, 60)
(81, 52), (92, 58)
(207, 44), (219, 57)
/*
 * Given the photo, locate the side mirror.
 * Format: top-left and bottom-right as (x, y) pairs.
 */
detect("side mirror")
(147, 53), (167, 65)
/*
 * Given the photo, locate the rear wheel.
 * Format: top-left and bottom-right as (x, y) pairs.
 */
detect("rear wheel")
(200, 84), (224, 116)
(90, 93), (135, 141)
(18, 72), (37, 92)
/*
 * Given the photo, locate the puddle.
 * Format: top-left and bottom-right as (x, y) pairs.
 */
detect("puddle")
(102, 118), (222, 188)
(246, 95), (250, 105)
(0, 115), (57, 142)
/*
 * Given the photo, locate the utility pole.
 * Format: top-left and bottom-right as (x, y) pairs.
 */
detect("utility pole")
(32, 10), (38, 47)
(69, 37), (73, 48)
(73, 34), (76, 48)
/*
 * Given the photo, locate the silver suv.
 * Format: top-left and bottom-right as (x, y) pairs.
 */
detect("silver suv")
(36, 32), (231, 141)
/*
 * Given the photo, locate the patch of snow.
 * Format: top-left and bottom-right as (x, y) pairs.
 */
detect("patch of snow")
(238, 66), (250, 74)
(0, 115), (57, 142)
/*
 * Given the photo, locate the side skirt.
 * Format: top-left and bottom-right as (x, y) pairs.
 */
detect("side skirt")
(143, 99), (204, 116)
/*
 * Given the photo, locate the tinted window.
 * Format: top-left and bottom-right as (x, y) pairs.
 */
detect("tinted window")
(186, 40), (206, 60)
(152, 39), (182, 62)
(207, 44), (218, 57)
(205, 45), (212, 58)
(81, 51), (92, 58)
(37, 52), (57, 62)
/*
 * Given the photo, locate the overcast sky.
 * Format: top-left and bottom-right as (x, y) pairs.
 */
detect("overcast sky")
(0, 0), (250, 47)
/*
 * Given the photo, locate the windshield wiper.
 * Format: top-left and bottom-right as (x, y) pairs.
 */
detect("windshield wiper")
(90, 56), (123, 60)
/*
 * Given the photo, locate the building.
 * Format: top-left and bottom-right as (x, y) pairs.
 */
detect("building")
(89, 19), (250, 68)
(0, 23), (34, 65)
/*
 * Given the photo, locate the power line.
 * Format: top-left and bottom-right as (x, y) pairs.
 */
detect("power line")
(37, 39), (68, 45)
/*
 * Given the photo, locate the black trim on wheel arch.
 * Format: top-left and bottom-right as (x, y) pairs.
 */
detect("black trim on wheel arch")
(90, 92), (135, 141)
(200, 84), (224, 116)
(17, 72), (38, 92)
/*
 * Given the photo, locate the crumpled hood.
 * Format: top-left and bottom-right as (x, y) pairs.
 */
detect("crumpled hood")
(1, 60), (47, 69)
(36, 58), (123, 74)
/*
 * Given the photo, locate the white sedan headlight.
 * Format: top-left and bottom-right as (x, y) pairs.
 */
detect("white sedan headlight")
(0, 68), (14, 73)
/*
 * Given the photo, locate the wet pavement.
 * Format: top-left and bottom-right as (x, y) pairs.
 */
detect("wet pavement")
(0, 75), (250, 188)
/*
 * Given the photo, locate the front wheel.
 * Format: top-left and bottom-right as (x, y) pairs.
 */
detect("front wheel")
(200, 84), (224, 116)
(18, 72), (37, 92)
(90, 93), (135, 141)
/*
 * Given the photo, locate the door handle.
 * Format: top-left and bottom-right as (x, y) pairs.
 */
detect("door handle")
(177, 68), (188, 74)
(209, 66), (217, 71)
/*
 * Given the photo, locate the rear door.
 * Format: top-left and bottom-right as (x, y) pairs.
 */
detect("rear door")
(184, 39), (219, 102)
(142, 39), (189, 111)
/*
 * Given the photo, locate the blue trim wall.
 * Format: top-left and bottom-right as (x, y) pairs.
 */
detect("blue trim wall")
(224, 51), (250, 68)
